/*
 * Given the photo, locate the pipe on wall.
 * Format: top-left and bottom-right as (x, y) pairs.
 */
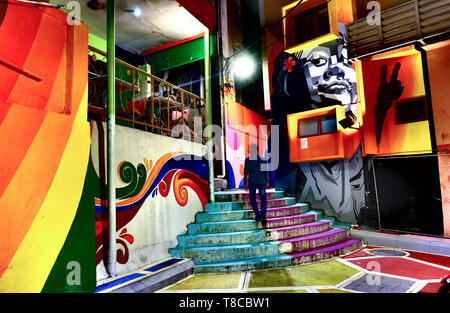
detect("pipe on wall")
(204, 28), (215, 202)
(106, 0), (116, 278)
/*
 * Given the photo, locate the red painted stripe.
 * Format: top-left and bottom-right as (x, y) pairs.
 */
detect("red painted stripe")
(141, 33), (204, 56)
(176, 0), (216, 31)
(0, 1), (44, 124)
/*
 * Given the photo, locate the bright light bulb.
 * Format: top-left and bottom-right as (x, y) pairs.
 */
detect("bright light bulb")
(133, 7), (142, 17)
(232, 54), (255, 79)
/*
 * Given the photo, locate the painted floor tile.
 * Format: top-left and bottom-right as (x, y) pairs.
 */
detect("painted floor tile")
(348, 257), (450, 280)
(342, 273), (415, 293)
(166, 273), (241, 290)
(248, 260), (359, 288)
(317, 288), (354, 293)
(405, 250), (450, 268)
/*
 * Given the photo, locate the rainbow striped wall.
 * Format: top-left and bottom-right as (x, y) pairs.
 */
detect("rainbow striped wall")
(0, 1), (95, 292)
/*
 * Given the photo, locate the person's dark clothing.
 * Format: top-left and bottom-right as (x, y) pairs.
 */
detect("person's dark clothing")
(248, 184), (267, 223)
(244, 156), (266, 185)
(244, 156), (267, 224)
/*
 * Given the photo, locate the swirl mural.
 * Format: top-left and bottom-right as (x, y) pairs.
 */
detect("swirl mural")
(90, 123), (209, 272)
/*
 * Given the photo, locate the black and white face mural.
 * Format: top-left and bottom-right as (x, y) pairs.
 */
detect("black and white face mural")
(293, 35), (358, 109)
(271, 27), (366, 224)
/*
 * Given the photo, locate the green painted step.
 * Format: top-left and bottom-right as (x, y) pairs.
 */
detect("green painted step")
(177, 230), (268, 247)
(205, 197), (296, 212)
(214, 189), (284, 202)
(187, 219), (259, 234)
(196, 203), (310, 223)
(193, 255), (293, 274)
(169, 241), (281, 262)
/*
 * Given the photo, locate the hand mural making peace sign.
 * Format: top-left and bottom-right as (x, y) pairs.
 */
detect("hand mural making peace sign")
(374, 62), (404, 147)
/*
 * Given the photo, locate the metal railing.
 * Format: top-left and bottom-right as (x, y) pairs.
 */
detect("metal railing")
(87, 46), (206, 142)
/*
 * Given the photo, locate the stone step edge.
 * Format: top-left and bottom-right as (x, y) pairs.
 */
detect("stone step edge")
(193, 254), (292, 270)
(214, 188), (278, 195)
(288, 238), (363, 259)
(194, 211), (316, 226)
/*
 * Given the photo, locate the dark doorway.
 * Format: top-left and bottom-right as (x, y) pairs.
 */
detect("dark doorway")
(373, 155), (444, 236)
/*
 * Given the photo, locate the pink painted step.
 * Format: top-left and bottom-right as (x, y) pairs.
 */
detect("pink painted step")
(279, 228), (348, 253)
(261, 204), (309, 218)
(288, 238), (363, 265)
(266, 220), (331, 241)
(266, 213), (316, 228)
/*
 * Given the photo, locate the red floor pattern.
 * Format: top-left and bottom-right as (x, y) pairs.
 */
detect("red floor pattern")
(347, 256), (449, 280)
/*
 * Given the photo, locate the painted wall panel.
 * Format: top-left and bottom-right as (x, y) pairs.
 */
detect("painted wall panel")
(91, 122), (208, 280)
(0, 1), (94, 292)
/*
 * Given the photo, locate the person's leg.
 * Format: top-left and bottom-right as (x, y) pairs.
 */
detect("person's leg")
(248, 184), (260, 221)
(258, 184), (267, 226)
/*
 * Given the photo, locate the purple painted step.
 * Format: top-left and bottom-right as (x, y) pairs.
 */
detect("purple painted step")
(266, 220), (331, 241)
(266, 213), (316, 228)
(288, 238), (363, 265)
(260, 204), (309, 218)
(279, 228), (348, 253)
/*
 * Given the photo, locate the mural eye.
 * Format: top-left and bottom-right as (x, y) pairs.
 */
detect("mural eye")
(309, 57), (327, 67)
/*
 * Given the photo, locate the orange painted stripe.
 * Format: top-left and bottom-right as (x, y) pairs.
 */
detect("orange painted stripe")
(0, 113), (74, 278)
(0, 22), (88, 279)
(0, 105), (46, 197)
(7, 8), (66, 110)
(0, 1), (44, 105)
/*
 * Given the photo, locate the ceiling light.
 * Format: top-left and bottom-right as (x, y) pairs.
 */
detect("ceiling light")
(133, 7), (142, 17)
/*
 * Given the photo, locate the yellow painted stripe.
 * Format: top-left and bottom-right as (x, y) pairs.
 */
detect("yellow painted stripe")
(0, 87), (90, 292)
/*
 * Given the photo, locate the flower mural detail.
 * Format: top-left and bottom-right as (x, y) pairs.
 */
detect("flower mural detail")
(283, 56), (296, 72)
(116, 228), (134, 264)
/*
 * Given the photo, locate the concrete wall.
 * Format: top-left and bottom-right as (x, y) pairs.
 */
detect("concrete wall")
(91, 122), (208, 280)
(425, 40), (450, 237)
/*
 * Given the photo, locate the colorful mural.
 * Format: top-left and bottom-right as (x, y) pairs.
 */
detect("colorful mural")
(359, 49), (432, 156)
(91, 122), (209, 279)
(269, 25), (365, 223)
(224, 88), (272, 188)
(0, 1), (95, 292)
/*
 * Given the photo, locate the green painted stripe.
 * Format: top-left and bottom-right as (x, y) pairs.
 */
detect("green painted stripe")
(42, 156), (97, 293)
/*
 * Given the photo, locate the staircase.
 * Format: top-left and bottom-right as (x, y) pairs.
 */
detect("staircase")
(169, 189), (363, 274)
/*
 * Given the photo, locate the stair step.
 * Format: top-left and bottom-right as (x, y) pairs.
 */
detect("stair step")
(288, 238), (363, 265)
(279, 228), (348, 253)
(214, 189), (284, 202)
(169, 242), (281, 262)
(266, 220), (331, 241)
(177, 230), (268, 247)
(193, 255), (293, 274)
(204, 197), (296, 212)
(196, 203), (310, 223)
(187, 219), (259, 234)
(266, 213), (316, 228)
(308, 210), (352, 229)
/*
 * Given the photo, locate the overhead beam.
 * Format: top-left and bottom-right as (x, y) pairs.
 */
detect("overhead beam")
(176, 0), (216, 32)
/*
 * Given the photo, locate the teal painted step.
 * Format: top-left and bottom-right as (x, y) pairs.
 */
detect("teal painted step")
(169, 241), (281, 262)
(193, 255), (293, 274)
(196, 203), (310, 223)
(177, 229), (268, 247)
(205, 197), (296, 212)
(187, 219), (259, 234)
(214, 189), (284, 202)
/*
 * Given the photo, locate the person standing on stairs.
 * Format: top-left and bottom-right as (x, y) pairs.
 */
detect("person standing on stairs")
(244, 144), (270, 228)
